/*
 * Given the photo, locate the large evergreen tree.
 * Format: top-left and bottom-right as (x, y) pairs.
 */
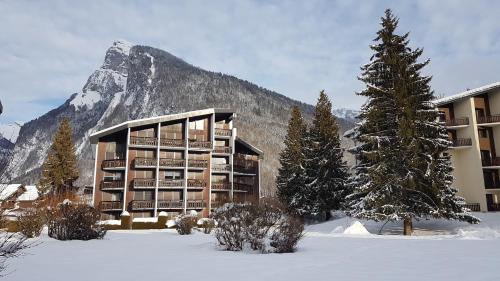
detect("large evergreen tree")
(276, 106), (307, 214)
(300, 91), (348, 220)
(39, 118), (79, 195)
(348, 9), (478, 235)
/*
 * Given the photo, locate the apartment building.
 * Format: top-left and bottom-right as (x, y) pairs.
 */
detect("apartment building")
(435, 82), (500, 212)
(89, 109), (262, 220)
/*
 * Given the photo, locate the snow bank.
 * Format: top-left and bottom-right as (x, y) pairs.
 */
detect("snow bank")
(166, 219), (176, 228)
(343, 221), (371, 235)
(98, 220), (121, 226)
(133, 217), (158, 223)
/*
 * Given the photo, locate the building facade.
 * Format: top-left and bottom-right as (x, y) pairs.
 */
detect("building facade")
(435, 82), (500, 212)
(90, 109), (262, 220)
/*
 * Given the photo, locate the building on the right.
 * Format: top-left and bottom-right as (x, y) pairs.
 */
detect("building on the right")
(435, 82), (500, 212)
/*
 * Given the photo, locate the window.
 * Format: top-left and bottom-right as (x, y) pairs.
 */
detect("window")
(189, 119), (205, 130)
(476, 108), (485, 119)
(165, 171), (182, 180)
(479, 128), (488, 138)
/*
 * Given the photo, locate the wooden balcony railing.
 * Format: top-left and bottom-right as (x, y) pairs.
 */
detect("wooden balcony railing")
(450, 138), (472, 147)
(130, 136), (157, 146)
(234, 164), (257, 174)
(188, 159), (208, 168)
(159, 158), (185, 168)
(444, 117), (469, 127)
(234, 182), (253, 192)
(211, 201), (228, 208)
(189, 141), (212, 149)
(100, 180), (124, 190)
(215, 128), (232, 137)
(213, 146), (231, 154)
(484, 181), (500, 189)
(131, 200), (155, 210)
(158, 200), (184, 209)
(212, 182), (231, 190)
(477, 114), (500, 124)
(212, 164), (231, 172)
(134, 157), (156, 167)
(482, 157), (500, 167)
(160, 138), (185, 147)
(488, 203), (500, 211)
(158, 179), (184, 188)
(132, 178), (156, 188)
(102, 159), (126, 169)
(464, 203), (480, 212)
(100, 201), (122, 211)
(187, 200), (206, 209)
(187, 179), (207, 188)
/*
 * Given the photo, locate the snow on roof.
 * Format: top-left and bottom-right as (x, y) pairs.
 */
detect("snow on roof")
(434, 81), (500, 106)
(17, 185), (39, 201)
(0, 184), (22, 200)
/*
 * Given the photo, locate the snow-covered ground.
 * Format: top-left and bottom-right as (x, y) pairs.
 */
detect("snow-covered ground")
(4, 213), (500, 281)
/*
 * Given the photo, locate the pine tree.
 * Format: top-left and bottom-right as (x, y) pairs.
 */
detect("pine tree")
(276, 106), (307, 214)
(39, 118), (79, 195)
(300, 91), (348, 220)
(348, 9), (478, 235)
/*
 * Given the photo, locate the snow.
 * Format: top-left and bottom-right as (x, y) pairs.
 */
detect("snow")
(434, 81), (500, 105)
(4, 212), (500, 281)
(343, 221), (371, 235)
(121, 211), (130, 216)
(166, 219), (176, 228)
(132, 217), (158, 223)
(145, 52), (155, 84)
(0, 184), (22, 200)
(98, 220), (121, 226)
(69, 90), (102, 110)
(16, 185), (39, 201)
(158, 211), (168, 217)
(0, 122), (22, 143)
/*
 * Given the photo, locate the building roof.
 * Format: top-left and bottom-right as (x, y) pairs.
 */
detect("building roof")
(0, 184), (23, 200)
(0, 184), (39, 202)
(434, 81), (500, 106)
(236, 137), (264, 158)
(89, 108), (234, 143)
(17, 185), (39, 201)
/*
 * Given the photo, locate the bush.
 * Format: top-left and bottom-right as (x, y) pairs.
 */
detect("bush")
(176, 214), (196, 235)
(213, 203), (303, 253)
(198, 218), (216, 234)
(46, 200), (106, 240)
(270, 216), (304, 253)
(18, 209), (44, 238)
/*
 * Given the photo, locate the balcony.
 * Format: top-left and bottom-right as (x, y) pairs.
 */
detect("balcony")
(188, 159), (208, 168)
(158, 179), (184, 188)
(158, 200), (184, 209)
(212, 163), (231, 172)
(187, 179), (207, 188)
(211, 201), (229, 208)
(160, 138), (185, 148)
(100, 180), (124, 190)
(477, 114), (500, 125)
(159, 158), (185, 168)
(234, 162), (257, 174)
(130, 136), (157, 147)
(100, 201), (122, 211)
(131, 200), (154, 210)
(487, 203), (500, 212)
(102, 159), (126, 170)
(187, 200), (206, 209)
(484, 182), (500, 189)
(444, 117), (469, 127)
(188, 140), (212, 149)
(449, 138), (472, 148)
(213, 146), (231, 154)
(234, 182), (253, 192)
(482, 157), (500, 167)
(134, 157), (156, 168)
(464, 203), (481, 212)
(212, 181), (231, 190)
(132, 178), (156, 189)
(215, 128), (232, 137)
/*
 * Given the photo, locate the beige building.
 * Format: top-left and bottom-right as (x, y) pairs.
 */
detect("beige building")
(89, 108), (262, 220)
(435, 82), (500, 212)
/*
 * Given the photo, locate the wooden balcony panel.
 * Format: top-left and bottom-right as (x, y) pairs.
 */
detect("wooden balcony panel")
(160, 138), (185, 147)
(100, 201), (122, 211)
(211, 201), (229, 208)
(212, 164), (231, 172)
(134, 157), (157, 167)
(464, 203), (480, 212)
(188, 141), (212, 149)
(482, 157), (500, 167)
(477, 115), (500, 124)
(159, 158), (185, 168)
(187, 200), (206, 209)
(234, 164), (257, 174)
(214, 128), (232, 137)
(158, 179), (184, 188)
(130, 136), (157, 146)
(234, 182), (253, 192)
(131, 200), (155, 210)
(213, 146), (232, 154)
(444, 117), (469, 127)
(488, 203), (500, 211)
(100, 180), (125, 190)
(158, 200), (184, 209)
(212, 182), (231, 190)
(132, 178), (156, 188)
(450, 138), (472, 147)
(102, 159), (126, 169)
(187, 179), (207, 188)
(188, 159), (208, 168)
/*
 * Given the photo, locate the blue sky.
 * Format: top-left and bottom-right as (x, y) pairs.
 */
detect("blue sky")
(1, 0), (499, 124)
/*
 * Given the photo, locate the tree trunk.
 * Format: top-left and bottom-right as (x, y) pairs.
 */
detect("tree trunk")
(403, 217), (413, 236)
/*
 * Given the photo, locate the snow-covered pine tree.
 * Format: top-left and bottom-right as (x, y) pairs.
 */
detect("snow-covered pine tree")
(301, 91), (348, 220)
(276, 106), (307, 214)
(39, 118), (79, 195)
(347, 9), (478, 235)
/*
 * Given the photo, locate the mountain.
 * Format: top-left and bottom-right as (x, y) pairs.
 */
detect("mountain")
(333, 108), (360, 122)
(0, 122), (22, 143)
(0, 40), (355, 195)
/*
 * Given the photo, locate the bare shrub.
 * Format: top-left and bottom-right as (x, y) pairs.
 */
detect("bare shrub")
(270, 216), (304, 253)
(0, 232), (34, 275)
(18, 209), (44, 238)
(176, 214), (196, 235)
(212, 204), (250, 251)
(245, 204), (282, 251)
(199, 218), (216, 234)
(47, 200), (106, 240)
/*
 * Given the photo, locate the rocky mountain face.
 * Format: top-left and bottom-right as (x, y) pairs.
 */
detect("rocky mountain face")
(0, 41), (355, 195)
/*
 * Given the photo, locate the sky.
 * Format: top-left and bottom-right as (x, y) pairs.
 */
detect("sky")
(1, 0), (499, 124)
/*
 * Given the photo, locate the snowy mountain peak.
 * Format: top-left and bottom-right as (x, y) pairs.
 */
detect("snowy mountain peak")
(333, 108), (360, 120)
(110, 40), (133, 56)
(0, 122), (22, 143)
